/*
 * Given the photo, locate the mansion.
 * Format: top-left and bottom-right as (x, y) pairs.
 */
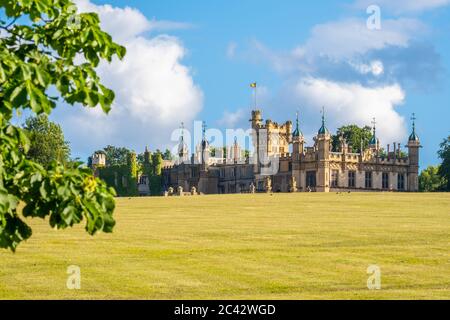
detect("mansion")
(161, 110), (421, 194)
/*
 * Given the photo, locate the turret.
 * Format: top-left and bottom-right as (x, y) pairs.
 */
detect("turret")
(407, 113), (421, 191)
(177, 122), (189, 163)
(369, 117), (378, 151)
(251, 110), (263, 129)
(317, 107), (331, 160)
(316, 107), (331, 192)
(200, 121), (209, 171)
(292, 111), (305, 160)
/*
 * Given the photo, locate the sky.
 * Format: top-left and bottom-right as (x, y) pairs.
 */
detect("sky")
(27, 0), (450, 168)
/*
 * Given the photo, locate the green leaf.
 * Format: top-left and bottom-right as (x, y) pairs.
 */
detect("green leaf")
(9, 83), (27, 108)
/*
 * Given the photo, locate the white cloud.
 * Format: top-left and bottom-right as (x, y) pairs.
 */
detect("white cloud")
(59, 0), (203, 156)
(354, 0), (450, 14)
(300, 18), (426, 60)
(291, 77), (407, 144)
(246, 16), (433, 143)
(251, 18), (426, 77)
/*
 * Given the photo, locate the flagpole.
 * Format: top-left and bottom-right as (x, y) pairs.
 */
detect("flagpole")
(254, 85), (257, 109)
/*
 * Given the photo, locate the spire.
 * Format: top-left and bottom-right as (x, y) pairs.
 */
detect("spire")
(318, 106), (328, 135)
(180, 122), (185, 142)
(201, 121), (208, 150)
(369, 117), (377, 146)
(409, 113), (419, 142)
(293, 109), (302, 137)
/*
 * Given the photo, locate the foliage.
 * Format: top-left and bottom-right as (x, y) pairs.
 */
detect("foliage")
(97, 165), (137, 197)
(23, 114), (71, 165)
(162, 149), (173, 161)
(101, 145), (131, 167)
(127, 152), (137, 178)
(331, 125), (372, 153)
(0, 0), (126, 251)
(149, 175), (162, 196)
(437, 136), (450, 191)
(419, 166), (446, 192)
(152, 151), (163, 176)
(379, 148), (407, 159)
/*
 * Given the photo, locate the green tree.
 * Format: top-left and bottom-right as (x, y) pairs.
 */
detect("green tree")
(332, 125), (373, 153)
(437, 136), (450, 191)
(419, 166), (446, 192)
(102, 145), (131, 166)
(150, 151), (163, 195)
(23, 114), (70, 165)
(0, 0), (126, 251)
(152, 151), (163, 176)
(162, 149), (173, 161)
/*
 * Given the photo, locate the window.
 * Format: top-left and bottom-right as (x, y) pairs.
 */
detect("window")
(331, 170), (339, 187)
(365, 172), (372, 189)
(306, 171), (316, 189)
(139, 176), (147, 185)
(382, 173), (389, 189)
(348, 171), (356, 188)
(398, 173), (405, 191)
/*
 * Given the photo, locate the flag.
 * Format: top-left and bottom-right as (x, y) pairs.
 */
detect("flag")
(250, 82), (257, 88)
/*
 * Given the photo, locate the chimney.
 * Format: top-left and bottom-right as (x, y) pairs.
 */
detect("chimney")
(387, 144), (390, 160)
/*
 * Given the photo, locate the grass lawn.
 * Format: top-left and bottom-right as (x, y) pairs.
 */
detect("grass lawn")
(0, 193), (449, 300)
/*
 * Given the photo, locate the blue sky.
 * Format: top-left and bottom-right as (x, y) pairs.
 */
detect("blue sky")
(35, 1), (450, 168)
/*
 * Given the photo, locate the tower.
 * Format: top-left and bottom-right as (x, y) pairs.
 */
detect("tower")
(407, 113), (421, 192)
(251, 110), (263, 174)
(292, 110), (305, 191)
(177, 122), (189, 164)
(369, 117), (378, 151)
(316, 107), (331, 192)
(197, 121), (218, 194)
(200, 121), (209, 171)
(292, 111), (305, 161)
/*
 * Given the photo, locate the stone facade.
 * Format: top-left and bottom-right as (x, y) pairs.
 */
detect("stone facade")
(162, 110), (421, 194)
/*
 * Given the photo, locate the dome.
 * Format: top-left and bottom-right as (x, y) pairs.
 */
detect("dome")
(369, 134), (377, 145)
(317, 109), (328, 135)
(293, 112), (303, 137)
(318, 125), (328, 135)
(409, 131), (419, 142)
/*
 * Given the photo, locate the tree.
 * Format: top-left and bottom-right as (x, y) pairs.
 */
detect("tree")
(419, 166), (446, 192)
(23, 114), (70, 165)
(332, 125), (373, 153)
(162, 149), (173, 161)
(102, 145), (131, 167)
(150, 151), (163, 195)
(438, 136), (450, 191)
(152, 151), (163, 176)
(0, 0), (126, 251)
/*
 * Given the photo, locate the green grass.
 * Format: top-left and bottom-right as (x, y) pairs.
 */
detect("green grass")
(1, 193), (449, 300)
